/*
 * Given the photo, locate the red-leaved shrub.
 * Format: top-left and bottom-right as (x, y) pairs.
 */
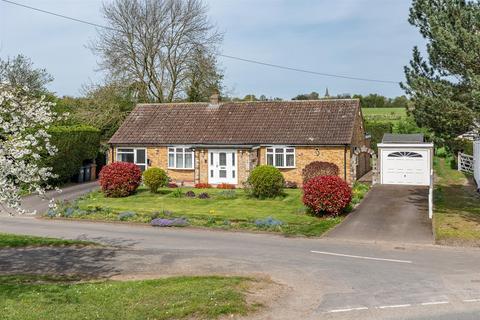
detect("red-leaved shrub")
(302, 175), (352, 216)
(195, 183), (212, 189)
(217, 183), (236, 189)
(167, 182), (178, 188)
(99, 162), (142, 197)
(302, 161), (339, 184)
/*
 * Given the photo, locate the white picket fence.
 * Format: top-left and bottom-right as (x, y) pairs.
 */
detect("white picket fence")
(458, 140), (480, 187)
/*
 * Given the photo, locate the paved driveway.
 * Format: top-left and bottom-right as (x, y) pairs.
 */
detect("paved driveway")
(326, 185), (433, 244)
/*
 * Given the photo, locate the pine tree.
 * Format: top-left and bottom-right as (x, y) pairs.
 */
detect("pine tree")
(401, 0), (480, 142)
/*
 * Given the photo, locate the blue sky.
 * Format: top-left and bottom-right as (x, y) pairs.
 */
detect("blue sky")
(0, 0), (425, 99)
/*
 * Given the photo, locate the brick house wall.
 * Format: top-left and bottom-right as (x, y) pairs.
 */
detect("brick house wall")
(258, 146), (350, 185)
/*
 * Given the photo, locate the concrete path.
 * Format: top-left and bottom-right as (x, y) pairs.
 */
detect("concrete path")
(326, 185), (433, 244)
(17, 181), (99, 214)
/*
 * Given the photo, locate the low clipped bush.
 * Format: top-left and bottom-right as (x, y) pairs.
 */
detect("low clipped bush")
(302, 161), (339, 184)
(217, 183), (236, 189)
(247, 165), (285, 198)
(302, 175), (352, 216)
(118, 211), (136, 221)
(195, 183), (212, 189)
(151, 217), (189, 227)
(99, 162), (142, 197)
(185, 190), (196, 198)
(143, 167), (169, 193)
(198, 192), (210, 199)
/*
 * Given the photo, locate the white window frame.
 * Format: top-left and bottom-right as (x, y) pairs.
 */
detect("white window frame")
(168, 146), (194, 170)
(266, 146), (296, 168)
(115, 147), (148, 171)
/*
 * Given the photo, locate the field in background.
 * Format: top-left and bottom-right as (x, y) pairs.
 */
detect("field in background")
(362, 107), (407, 123)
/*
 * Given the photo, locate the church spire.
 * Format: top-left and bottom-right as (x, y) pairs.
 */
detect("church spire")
(324, 87), (330, 98)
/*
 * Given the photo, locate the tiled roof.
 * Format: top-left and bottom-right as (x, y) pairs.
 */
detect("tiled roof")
(109, 99), (360, 146)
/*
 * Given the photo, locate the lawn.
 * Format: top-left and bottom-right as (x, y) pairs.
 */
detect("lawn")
(0, 274), (258, 320)
(51, 184), (369, 237)
(434, 157), (480, 246)
(0, 233), (95, 248)
(362, 107), (407, 123)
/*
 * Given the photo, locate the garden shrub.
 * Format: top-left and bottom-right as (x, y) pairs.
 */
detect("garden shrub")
(195, 183), (212, 189)
(142, 167), (169, 193)
(247, 165), (285, 198)
(255, 216), (283, 228)
(365, 120), (393, 151)
(46, 125), (101, 184)
(151, 217), (189, 227)
(216, 190), (236, 199)
(284, 181), (298, 189)
(198, 192), (210, 199)
(167, 182), (178, 188)
(185, 190), (196, 198)
(302, 161), (339, 184)
(118, 211), (136, 221)
(302, 175), (352, 216)
(99, 162), (142, 197)
(217, 183), (236, 189)
(171, 188), (183, 198)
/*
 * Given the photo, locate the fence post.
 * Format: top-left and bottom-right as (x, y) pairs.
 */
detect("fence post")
(457, 152), (461, 171)
(429, 169), (433, 219)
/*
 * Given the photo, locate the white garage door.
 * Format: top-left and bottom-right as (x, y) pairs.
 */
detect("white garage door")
(381, 149), (430, 186)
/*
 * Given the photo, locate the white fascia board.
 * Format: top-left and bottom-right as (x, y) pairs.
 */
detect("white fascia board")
(377, 143), (434, 148)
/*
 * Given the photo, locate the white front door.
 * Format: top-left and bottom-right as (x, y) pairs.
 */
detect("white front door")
(381, 149), (430, 186)
(208, 150), (237, 185)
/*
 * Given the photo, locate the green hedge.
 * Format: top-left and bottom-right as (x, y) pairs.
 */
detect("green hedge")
(365, 120), (393, 151)
(47, 125), (101, 184)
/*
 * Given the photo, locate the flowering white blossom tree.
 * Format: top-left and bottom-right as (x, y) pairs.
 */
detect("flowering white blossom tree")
(0, 84), (58, 214)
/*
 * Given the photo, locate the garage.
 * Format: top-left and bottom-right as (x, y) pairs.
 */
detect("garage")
(378, 134), (433, 186)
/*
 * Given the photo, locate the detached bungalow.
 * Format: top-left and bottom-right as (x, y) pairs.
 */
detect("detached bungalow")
(108, 96), (371, 187)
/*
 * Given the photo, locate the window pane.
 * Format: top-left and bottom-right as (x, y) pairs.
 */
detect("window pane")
(210, 170), (214, 178)
(219, 153), (227, 166)
(137, 165), (146, 172)
(118, 153), (134, 163)
(275, 148), (284, 154)
(267, 154), (274, 166)
(210, 153), (214, 165)
(275, 153), (284, 167)
(219, 169), (227, 178)
(185, 153), (193, 168)
(168, 153), (175, 167)
(176, 148), (183, 153)
(286, 154), (295, 167)
(136, 149), (146, 164)
(286, 148), (294, 153)
(232, 170), (235, 178)
(267, 148), (273, 153)
(232, 153), (235, 166)
(176, 153), (184, 168)
(118, 148), (134, 153)
(168, 148), (174, 153)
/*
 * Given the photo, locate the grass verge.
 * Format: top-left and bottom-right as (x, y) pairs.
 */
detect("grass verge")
(0, 233), (95, 248)
(0, 274), (258, 320)
(434, 157), (480, 246)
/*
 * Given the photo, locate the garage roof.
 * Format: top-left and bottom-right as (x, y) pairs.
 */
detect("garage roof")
(382, 133), (424, 144)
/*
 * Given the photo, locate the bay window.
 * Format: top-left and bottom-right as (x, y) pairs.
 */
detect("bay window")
(266, 147), (295, 168)
(116, 148), (147, 171)
(168, 147), (194, 169)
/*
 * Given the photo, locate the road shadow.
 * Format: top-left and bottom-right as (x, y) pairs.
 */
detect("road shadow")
(0, 247), (119, 278)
